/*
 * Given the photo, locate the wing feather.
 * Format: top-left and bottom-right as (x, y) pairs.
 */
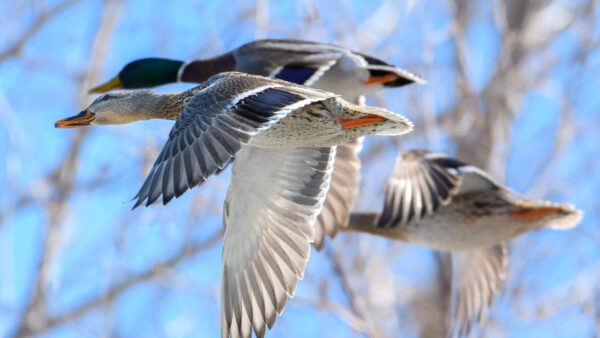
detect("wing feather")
(447, 243), (508, 338)
(313, 139), (363, 250)
(377, 150), (464, 227)
(221, 146), (335, 338)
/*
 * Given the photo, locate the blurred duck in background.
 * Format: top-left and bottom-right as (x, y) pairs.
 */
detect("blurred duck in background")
(56, 71), (414, 338)
(346, 149), (582, 337)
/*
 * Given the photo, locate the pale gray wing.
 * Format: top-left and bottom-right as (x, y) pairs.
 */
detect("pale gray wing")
(238, 39), (425, 88)
(236, 39), (343, 86)
(455, 165), (503, 195)
(447, 243), (508, 338)
(376, 150), (464, 227)
(313, 139), (363, 250)
(133, 73), (335, 207)
(221, 145), (335, 338)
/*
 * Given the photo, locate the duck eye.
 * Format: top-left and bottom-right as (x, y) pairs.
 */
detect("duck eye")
(94, 94), (114, 103)
(97, 94), (114, 103)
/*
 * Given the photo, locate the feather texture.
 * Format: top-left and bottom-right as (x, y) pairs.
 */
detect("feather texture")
(221, 146), (335, 338)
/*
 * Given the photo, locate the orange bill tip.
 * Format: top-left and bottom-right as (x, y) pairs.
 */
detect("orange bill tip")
(55, 109), (95, 129)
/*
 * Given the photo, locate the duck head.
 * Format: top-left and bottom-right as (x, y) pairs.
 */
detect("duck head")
(89, 58), (184, 93)
(55, 90), (159, 128)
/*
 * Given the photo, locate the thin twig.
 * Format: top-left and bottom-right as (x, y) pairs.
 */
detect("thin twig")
(0, 0), (83, 63)
(20, 231), (222, 337)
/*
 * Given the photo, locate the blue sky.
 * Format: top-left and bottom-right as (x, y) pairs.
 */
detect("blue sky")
(0, 0), (598, 337)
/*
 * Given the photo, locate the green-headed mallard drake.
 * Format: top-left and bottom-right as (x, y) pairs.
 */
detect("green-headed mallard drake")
(56, 72), (413, 338)
(346, 150), (582, 337)
(89, 39), (425, 98)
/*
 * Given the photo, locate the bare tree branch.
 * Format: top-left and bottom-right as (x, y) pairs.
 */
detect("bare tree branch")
(0, 0), (83, 63)
(17, 231), (222, 337)
(12, 0), (123, 336)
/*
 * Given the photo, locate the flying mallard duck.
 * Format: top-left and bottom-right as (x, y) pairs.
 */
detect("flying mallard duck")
(346, 150), (582, 337)
(88, 39), (425, 98)
(87, 38), (426, 250)
(56, 72), (413, 338)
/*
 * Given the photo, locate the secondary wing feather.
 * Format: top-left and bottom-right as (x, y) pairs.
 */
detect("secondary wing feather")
(377, 150), (463, 227)
(313, 139), (363, 250)
(221, 145), (335, 338)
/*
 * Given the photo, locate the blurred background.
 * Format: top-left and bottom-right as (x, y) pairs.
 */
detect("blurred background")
(1, 0), (599, 337)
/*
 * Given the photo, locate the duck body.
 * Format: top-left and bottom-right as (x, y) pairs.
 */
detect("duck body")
(143, 72), (411, 151)
(90, 39), (424, 96)
(383, 190), (580, 251)
(368, 150), (582, 251)
(345, 149), (582, 337)
(249, 98), (408, 147)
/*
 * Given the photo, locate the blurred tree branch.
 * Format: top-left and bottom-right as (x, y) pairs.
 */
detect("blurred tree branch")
(0, 0), (83, 63)
(12, 0), (122, 336)
(325, 246), (381, 337)
(14, 230), (222, 337)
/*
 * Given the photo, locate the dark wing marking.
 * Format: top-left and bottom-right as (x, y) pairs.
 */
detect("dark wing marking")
(273, 65), (319, 84)
(237, 40), (342, 86)
(270, 58), (338, 86)
(377, 150), (463, 227)
(133, 78), (324, 208)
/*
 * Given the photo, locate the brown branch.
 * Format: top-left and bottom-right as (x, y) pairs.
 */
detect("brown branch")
(324, 244), (381, 338)
(12, 0), (123, 336)
(17, 231), (222, 337)
(0, 0), (83, 63)
(13, 128), (89, 338)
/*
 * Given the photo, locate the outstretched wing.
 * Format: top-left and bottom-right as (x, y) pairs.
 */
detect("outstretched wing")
(221, 146), (335, 338)
(313, 139), (363, 250)
(377, 150), (464, 227)
(447, 243), (508, 338)
(133, 73), (336, 207)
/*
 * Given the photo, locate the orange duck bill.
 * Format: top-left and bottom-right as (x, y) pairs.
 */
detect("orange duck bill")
(55, 109), (95, 128)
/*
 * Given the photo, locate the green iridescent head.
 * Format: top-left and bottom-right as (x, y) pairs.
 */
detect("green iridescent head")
(89, 58), (184, 93)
